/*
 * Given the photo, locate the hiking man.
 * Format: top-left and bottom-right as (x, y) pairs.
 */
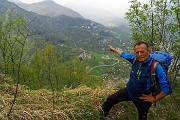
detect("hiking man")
(101, 41), (172, 120)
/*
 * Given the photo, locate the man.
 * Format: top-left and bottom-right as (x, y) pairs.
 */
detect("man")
(101, 41), (172, 120)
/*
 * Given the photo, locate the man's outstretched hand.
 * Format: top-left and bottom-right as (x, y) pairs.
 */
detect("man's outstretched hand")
(108, 45), (114, 51)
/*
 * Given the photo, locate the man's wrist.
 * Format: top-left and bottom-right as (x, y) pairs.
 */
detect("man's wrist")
(111, 48), (115, 52)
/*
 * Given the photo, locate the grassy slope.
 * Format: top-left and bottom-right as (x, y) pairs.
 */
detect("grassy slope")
(0, 75), (179, 120)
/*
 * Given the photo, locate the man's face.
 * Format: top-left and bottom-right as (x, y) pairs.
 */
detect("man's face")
(134, 43), (151, 62)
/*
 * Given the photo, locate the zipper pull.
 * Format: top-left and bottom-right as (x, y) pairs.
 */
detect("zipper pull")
(137, 63), (142, 80)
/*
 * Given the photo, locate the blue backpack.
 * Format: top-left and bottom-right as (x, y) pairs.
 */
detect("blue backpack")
(150, 51), (172, 73)
(150, 51), (172, 105)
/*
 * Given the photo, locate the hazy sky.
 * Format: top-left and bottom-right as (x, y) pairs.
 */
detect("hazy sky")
(19, 0), (149, 16)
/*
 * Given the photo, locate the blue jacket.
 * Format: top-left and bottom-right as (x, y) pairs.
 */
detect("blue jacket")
(120, 52), (172, 102)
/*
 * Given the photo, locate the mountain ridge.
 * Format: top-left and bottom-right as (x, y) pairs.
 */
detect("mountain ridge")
(7, 0), (129, 27)
(16, 0), (83, 18)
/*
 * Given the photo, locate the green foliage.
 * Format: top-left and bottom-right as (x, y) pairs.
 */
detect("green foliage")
(126, 0), (179, 50)
(0, 9), (29, 81)
(25, 44), (103, 90)
(0, 9), (105, 90)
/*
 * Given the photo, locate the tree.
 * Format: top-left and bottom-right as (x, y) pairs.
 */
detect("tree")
(30, 43), (60, 119)
(0, 9), (35, 117)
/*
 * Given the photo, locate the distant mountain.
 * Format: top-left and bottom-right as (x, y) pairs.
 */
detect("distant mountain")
(17, 0), (83, 18)
(9, 0), (128, 27)
(0, 0), (51, 28)
(7, 0), (21, 3)
(63, 4), (129, 27)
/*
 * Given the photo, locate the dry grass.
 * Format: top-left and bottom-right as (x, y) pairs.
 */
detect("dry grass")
(0, 76), (116, 120)
(0, 75), (179, 120)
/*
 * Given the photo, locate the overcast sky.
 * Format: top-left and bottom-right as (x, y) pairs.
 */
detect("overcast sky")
(19, 0), (149, 16)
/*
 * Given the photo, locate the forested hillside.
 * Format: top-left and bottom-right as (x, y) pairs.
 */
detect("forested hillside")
(0, 0), (132, 89)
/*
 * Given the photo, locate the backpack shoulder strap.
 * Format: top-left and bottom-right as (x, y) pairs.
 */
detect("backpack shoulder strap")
(150, 60), (159, 106)
(150, 60), (159, 77)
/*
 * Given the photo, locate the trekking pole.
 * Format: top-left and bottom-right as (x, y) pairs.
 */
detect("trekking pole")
(151, 73), (157, 106)
(150, 0), (156, 106)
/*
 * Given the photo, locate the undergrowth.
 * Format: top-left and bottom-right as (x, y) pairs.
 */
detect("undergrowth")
(0, 75), (179, 120)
